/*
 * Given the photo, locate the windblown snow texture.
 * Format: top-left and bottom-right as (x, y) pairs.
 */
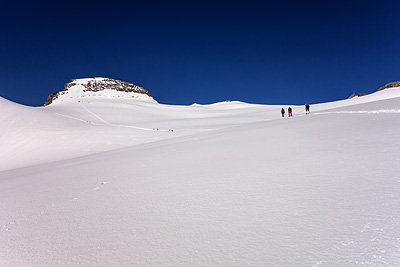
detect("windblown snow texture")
(1, 83), (400, 266)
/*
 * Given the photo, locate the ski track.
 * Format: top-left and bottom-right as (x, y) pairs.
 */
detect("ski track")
(55, 103), (173, 132)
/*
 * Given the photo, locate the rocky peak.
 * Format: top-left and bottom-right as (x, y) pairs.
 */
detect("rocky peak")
(44, 77), (156, 106)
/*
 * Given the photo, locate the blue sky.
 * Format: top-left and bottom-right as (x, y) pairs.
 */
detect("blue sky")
(1, 0), (399, 106)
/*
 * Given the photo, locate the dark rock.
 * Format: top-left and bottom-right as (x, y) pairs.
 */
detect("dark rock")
(44, 91), (61, 106)
(348, 93), (367, 99)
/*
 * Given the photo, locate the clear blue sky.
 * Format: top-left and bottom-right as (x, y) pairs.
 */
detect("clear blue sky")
(1, 0), (399, 106)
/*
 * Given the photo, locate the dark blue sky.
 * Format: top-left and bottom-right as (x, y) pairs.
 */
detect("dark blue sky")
(1, 0), (399, 106)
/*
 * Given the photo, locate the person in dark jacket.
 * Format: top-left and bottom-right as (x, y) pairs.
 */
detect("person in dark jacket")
(305, 104), (310, 114)
(281, 108), (285, 117)
(288, 107), (293, 117)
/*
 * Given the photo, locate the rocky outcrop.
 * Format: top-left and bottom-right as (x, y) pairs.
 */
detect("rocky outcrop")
(348, 81), (400, 99)
(348, 93), (366, 99)
(44, 78), (155, 106)
(44, 91), (61, 106)
(75, 78), (153, 97)
(377, 81), (400, 91)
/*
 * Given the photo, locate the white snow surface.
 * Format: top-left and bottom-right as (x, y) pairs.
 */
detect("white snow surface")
(1, 87), (400, 266)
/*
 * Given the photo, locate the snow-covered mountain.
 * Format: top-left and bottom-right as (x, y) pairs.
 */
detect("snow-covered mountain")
(1, 80), (400, 266)
(44, 77), (156, 106)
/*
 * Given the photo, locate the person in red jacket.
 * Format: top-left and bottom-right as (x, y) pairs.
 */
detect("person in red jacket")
(281, 108), (285, 117)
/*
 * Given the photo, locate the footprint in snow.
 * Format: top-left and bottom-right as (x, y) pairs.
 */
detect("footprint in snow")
(94, 181), (108, 190)
(3, 221), (15, 231)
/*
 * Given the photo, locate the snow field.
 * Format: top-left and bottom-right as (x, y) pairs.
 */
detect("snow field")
(1, 87), (400, 266)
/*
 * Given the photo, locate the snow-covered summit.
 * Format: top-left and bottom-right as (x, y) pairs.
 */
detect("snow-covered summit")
(44, 77), (156, 105)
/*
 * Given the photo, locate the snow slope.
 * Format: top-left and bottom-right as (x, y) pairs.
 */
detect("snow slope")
(1, 87), (400, 266)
